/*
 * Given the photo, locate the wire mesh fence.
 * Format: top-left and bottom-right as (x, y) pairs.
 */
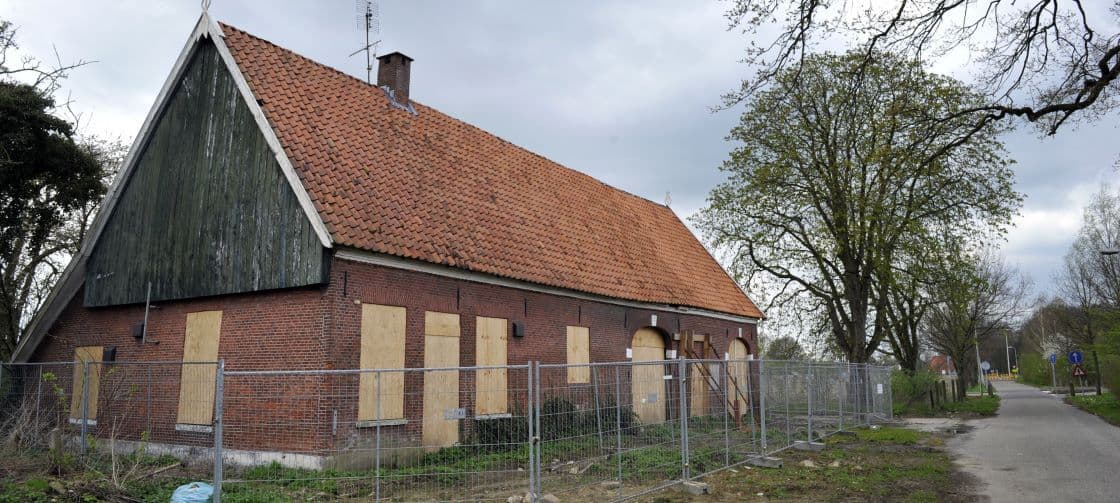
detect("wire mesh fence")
(0, 358), (893, 502)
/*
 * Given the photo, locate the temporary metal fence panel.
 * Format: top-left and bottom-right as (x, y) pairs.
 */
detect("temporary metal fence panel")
(1, 359), (893, 502)
(0, 360), (219, 484)
(217, 365), (532, 502)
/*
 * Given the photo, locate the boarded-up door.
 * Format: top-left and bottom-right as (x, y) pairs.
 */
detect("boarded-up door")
(631, 328), (666, 424)
(423, 312), (460, 449)
(177, 311), (221, 425)
(728, 339), (749, 417)
(475, 316), (508, 416)
(70, 346), (102, 422)
(359, 304), (406, 421)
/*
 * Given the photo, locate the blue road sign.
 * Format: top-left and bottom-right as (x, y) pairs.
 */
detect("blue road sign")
(1049, 353), (1057, 364)
(1069, 351), (1084, 364)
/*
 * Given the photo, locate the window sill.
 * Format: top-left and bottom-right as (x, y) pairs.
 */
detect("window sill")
(475, 413), (513, 420)
(356, 419), (408, 428)
(68, 418), (96, 427)
(175, 423), (213, 433)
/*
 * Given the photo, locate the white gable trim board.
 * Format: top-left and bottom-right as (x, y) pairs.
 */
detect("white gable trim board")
(10, 13), (331, 363)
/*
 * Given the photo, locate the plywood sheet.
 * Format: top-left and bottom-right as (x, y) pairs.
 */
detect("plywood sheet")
(630, 328), (666, 424)
(69, 346), (102, 420)
(566, 326), (590, 384)
(475, 317), (508, 415)
(422, 312), (460, 449)
(177, 311), (222, 425)
(359, 304), (406, 421)
(728, 339), (750, 417)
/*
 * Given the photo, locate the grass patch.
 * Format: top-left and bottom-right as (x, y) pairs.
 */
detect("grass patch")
(854, 426), (921, 445)
(1069, 393), (1120, 427)
(943, 395), (1000, 416)
(653, 426), (969, 502)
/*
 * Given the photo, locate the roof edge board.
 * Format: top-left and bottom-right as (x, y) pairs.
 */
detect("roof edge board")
(206, 17), (333, 248)
(334, 248), (760, 325)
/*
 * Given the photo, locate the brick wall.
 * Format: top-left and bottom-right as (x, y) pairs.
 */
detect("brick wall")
(27, 253), (758, 458)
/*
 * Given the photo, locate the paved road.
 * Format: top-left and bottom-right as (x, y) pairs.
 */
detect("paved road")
(948, 381), (1120, 502)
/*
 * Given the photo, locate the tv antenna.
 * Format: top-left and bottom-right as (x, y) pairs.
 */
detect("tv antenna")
(349, 0), (381, 84)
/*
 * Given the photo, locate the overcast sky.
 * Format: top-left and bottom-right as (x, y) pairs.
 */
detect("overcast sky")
(4, 0), (1117, 301)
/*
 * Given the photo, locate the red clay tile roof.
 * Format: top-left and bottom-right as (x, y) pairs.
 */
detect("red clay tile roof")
(219, 23), (762, 319)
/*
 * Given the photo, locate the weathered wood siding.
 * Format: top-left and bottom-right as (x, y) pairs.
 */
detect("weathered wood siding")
(85, 40), (326, 307)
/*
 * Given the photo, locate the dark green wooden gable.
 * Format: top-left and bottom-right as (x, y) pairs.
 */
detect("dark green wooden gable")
(84, 40), (327, 307)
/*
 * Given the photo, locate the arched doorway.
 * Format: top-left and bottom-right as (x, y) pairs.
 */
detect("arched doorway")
(728, 338), (750, 418)
(631, 328), (667, 424)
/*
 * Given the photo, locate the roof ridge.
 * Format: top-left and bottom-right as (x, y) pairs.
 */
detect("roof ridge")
(217, 21), (673, 213)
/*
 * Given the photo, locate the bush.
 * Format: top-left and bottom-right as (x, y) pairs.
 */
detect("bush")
(1017, 352), (1052, 386)
(891, 370), (944, 413)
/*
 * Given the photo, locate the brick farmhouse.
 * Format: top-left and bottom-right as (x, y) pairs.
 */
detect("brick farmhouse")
(11, 14), (763, 466)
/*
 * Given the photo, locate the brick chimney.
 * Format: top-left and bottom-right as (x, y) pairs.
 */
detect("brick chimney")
(377, 52), (413, 104)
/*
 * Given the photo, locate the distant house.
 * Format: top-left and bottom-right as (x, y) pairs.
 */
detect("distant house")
(928, 355), (956, 375)
(11, 14), (762, 464)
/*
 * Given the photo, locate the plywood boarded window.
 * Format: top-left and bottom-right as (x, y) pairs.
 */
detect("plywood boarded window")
(177, 311), (221, 425)
(566, 326), (590, 384)
(358, 304), (406, 422)
(422, 312), (460, 449)
(476, 317), (508, 415)
(69, 346), (102, 422)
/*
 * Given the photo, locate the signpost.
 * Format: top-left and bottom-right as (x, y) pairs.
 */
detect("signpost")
(1068, 351), (1084, 396)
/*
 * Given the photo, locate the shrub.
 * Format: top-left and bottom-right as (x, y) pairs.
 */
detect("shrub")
(891, 370), (942, 410)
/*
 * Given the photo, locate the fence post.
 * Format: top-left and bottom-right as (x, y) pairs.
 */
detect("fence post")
(784, 362), (791, 443)
(758, 359), (767, 451)
(80, 360), (90, 458)
(213, 360), (224, 503)
(527, 363), (535, 501)
(677, 357), (690, 481)
(864, 364), (872, 426)
(534, 362), (542, 503)
(591, 366), (604, 451)
(722, 360), (730, 467)
(806, 363), (814, 442)
(375, 370), (382, 502)
(838, 365), (845, 431)
(614, 364), (623, 499)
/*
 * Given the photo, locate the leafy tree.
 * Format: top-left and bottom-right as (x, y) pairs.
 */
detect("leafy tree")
(696, 51), (1021, 364)
(1056, 184), (1120, 395)
(724, 1), (1120, 135)
(762, 335), (807, 361)
(0, 20), (105, 360)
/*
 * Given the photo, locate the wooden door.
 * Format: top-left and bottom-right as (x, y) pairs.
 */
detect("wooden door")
(728, 339), (750, 417)
(631, 328), (666, 425)
(69, 346), (102, 422)
(177, 311), (222, 425)
(422, 312), (460, 450)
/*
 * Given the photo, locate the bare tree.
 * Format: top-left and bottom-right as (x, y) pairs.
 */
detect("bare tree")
(925, 252), (1030, 398)
(724, 1), (1120, 135)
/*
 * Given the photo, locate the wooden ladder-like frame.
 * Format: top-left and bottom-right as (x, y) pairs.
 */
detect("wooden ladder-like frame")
(679, 330), (754, 431)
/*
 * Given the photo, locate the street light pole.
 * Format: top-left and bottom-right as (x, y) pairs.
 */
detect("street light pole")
(975, 342), (986, 388)
(1008, 331), (1016, 374)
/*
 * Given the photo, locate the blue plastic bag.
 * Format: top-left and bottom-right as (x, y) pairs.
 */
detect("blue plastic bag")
(170, 482), (213, 502)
